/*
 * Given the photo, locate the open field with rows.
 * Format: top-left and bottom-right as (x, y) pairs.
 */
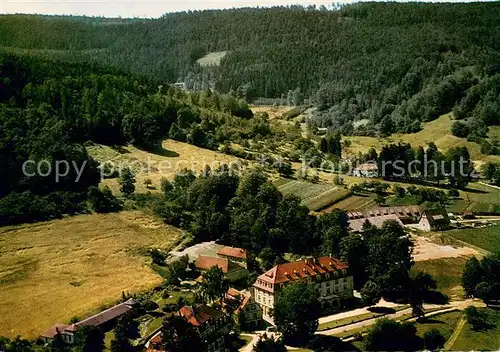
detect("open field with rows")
(275, 179), (351, 211)
(0, 211), (181, 339)
(87, 139), (242, 195)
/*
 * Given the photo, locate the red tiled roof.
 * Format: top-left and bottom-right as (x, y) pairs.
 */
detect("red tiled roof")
(224, 288), (251, 314)
(195, 255), (229, 273)
(178, 305), (225, 327)
(253, 256), (349, 292)
(217, 246), (247, 259)
(227, 287), (241, 298)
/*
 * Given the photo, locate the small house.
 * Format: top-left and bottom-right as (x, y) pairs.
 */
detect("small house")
(419, 209), (451, 232)
(353, 162), (379, 178)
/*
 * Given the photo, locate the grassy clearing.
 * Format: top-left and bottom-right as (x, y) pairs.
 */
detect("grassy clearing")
(275, 179), (350, 211)
(450, 308), (500, 351)
(250, 105), (296, 120)
(196, 51), (228, 66)
(445, 222), (500, 253)
(87, 139), (241, 195)
(414, 311), (462, 341)
(447, 183), (500, 213)
(344, 114), (500, 166)
(412, 257), (468, 300)
(0, 211), (182, 339)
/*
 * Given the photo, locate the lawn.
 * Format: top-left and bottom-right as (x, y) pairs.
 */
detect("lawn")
(0, 211), (182, 339)
(412, 257), (469, 300)
(450, 308), (500, 351)
(87, 139), (242, 195)
(448, 182), (500, 213)
(445, 222), (500, 253)
(414, 311), (462, 341)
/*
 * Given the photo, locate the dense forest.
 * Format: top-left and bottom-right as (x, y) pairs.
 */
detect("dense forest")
(1, 2), (499, 137)
(0, 53), (258, 225)
(1, 2), (500, 224)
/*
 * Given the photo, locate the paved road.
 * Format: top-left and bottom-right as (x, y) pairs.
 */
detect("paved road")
(317, 299), (485, 337)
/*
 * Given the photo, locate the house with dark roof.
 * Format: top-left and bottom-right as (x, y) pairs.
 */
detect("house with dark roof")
(40, 299), (137, 344)
(195, 255), (249, 283)
(217, 246), (248, 269)
(253, 256), (353, 323)
(223, 287), (262, 329)
(419, 208), (451, 232)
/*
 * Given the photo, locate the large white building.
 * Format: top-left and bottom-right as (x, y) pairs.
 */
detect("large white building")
(252, 256), (354, 323)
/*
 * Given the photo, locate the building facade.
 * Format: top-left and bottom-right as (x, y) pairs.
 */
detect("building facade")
(40, 299), (137, 344)
(252, 256), (354, 323)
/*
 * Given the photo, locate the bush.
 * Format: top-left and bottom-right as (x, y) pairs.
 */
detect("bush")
(465, 306), (488, 331)
(423, 329), (445, 351)
(451, 121), (470, 138)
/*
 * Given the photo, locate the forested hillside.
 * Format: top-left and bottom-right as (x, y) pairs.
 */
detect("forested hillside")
(0, 53), (260, 225)
(1, 3), (499, 139)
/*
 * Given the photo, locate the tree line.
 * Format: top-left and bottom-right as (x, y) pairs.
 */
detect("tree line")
(1, 2), (499, 137)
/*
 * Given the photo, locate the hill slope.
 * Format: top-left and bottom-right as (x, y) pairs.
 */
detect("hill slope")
(1, 3), (499, 139)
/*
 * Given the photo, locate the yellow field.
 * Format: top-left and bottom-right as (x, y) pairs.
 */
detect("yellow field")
(344, 114), (500, 167)
(250, 105), (295, 119)
(0, 211), (182, 339)
(87, 139), (242, 195)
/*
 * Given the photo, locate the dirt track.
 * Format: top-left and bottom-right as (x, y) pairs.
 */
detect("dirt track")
(411, 235), (480, 261)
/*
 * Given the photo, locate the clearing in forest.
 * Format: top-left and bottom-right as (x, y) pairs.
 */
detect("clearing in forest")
(87, 139), (242, 195)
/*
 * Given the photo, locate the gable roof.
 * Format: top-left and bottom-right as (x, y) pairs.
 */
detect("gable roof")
(348, 205), (422, 220)
(75, 299), (136, 328)
(217, 246), (247, 259)
(178, 305), (225, 327)
(422, 208), (450, 227)
(224, 288), (253, 314)
(195, 255), (229, 273)
(40, 299), (138, 339)
(253, 256), (349, 293)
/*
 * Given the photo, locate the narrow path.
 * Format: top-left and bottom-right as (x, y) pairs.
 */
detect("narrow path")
(478, 181), (500, 191)
(444, 315), (466, 351)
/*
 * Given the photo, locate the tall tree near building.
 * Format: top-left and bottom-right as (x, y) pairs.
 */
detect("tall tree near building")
(200, 266), (229, 304)
(274, 282), (320, 345)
